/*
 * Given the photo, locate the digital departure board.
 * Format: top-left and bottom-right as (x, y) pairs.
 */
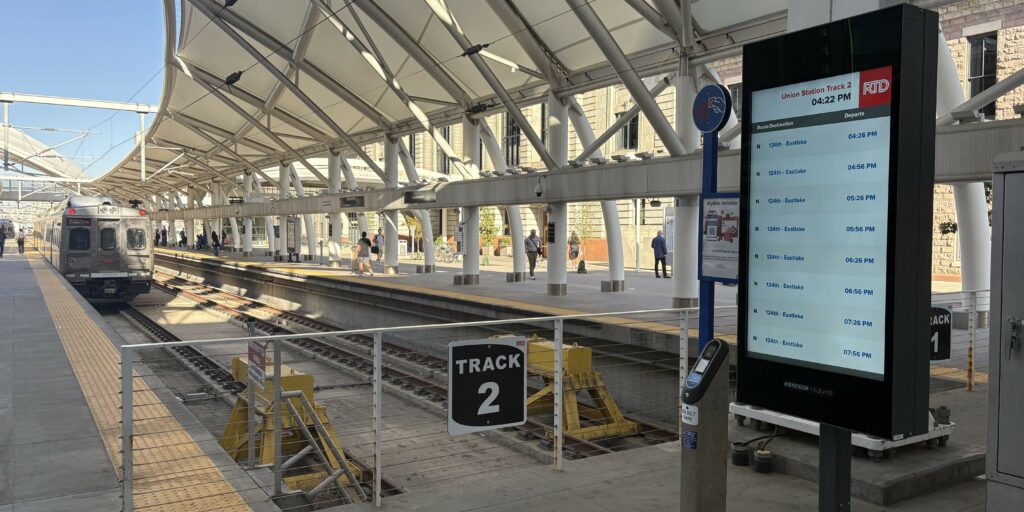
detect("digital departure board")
(747, 67), (893, 379)
(736, 5), (938, 439)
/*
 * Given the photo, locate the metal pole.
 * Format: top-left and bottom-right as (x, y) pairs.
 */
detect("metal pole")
(819, 424), (852, 512)
(3, 102), (9, 169)
(247, 322), (258, 468)
(273, 340), (283, 496)
(698, 130), (718, 350)
(679, 310), (689, 438)
(967, 291), (976, 391)
(120, 345), (134, 512)
(553, 318), (564, 471)
(635, 199), (641, 273)
(139, 112), (146, 183)
(373, 332), (383, 507)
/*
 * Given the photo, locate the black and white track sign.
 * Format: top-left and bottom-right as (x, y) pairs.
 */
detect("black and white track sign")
(447, 337), (528, 435)
(930, 307), (952, 361)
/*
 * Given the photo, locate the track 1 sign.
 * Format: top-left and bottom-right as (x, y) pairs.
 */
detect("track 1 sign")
(448, 337), (528, 435)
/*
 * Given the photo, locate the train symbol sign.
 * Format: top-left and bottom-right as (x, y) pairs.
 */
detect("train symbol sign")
(447, 337), (528, 435)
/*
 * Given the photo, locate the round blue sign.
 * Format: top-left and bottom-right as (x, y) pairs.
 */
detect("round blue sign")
(692, 84), (732, 134)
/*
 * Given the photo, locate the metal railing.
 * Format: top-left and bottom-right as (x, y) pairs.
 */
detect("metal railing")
(930, 289), (990, 391)
(118, 306), (718, 511)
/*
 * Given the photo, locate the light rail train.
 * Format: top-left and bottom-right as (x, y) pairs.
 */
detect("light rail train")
(33, 195), (153, 302)
(0, 219), (14, 238)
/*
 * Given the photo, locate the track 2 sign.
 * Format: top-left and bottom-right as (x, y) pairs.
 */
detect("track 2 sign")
(448, 337), (528, 435)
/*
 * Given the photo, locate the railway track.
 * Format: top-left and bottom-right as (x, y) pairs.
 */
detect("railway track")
(152, 271), (679, 459)
(108, 302), (401, 501)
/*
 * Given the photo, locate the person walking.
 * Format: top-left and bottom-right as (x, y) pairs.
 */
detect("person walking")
(568, 231), (581, 270)
(0, 227), (6, 258)
(16, 228), (26, 254)
(525, 229), (543, 280)
(652, 230), (669, 278)
(373, 228), (384, 264)
(211, 231), (221, 257)
(358, 231), (375, 276)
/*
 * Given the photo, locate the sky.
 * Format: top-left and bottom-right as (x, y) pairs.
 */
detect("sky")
(1, 0), (166, 178)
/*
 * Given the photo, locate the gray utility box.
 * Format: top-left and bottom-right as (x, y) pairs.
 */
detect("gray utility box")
(988, 152), (1024, 509)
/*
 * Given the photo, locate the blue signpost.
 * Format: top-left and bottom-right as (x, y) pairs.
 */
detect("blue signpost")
(692, 84), (732, 350)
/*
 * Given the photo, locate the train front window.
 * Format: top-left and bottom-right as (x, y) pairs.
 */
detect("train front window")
(100, 228), (117, 250)
(127, 228), (146, 250)
(69, 228), (90, 250)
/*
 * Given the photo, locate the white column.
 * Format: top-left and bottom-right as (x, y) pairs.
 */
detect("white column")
(674, 54), (701, 305)
(398, 138), (436, 271)
(254, 173), (275, 256)
(935, 29), (991, 310)
(289, 164), (318, 260)
(479, 120), (527, 280)
(242, 173), (254, 256)
(339, 156), (369, 236)
(462, 206), (480, 284)
(327, 152), (343, 267)
(276, 162), (290, 259)
(568, 98), (625, 289)
(384, 138), (400, 274)
(185, 188), (195, 249)
(224, 184), (240, 252)
(547, 92), (569, 296)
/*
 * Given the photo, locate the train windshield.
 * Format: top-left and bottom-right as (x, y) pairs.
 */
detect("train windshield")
(127, 228), (147, 250)
(100, 228), (117, 250)
(69, 228), (90, 250)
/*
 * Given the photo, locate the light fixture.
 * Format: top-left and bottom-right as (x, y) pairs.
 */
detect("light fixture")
(650, 199), (662, 207)
(535, 177), (544, 198)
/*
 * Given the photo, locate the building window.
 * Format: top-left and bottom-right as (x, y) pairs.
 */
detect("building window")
(728, 83), (743, 121)
(407, 134), (416, 167)
(617, 113), (639, 150)
(504, 114), (521, 166)
(967, 33), (998, 120)
(436, 126), (451, 174)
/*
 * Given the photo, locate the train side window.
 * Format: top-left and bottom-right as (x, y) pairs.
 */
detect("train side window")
(100, 228), (117, 250)
(127, 228), (146, 250)
(69, 228), (90, 250)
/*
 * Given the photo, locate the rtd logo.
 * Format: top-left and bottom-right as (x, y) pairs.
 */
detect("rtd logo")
(858, 66), (892, 108)
(862, 79), (890, 95)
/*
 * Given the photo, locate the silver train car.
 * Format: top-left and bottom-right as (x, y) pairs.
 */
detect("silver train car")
(0, 219), (14, 238)
(33, 195), (154, 302)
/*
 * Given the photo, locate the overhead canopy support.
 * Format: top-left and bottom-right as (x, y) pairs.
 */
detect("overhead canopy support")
(0, 92), (159, 113)
(573, 77), (672, 164)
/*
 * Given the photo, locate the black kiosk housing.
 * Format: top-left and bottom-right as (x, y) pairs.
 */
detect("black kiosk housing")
(737, 5), (937, 439)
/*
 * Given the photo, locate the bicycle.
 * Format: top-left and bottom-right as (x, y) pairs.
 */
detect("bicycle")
(435, 244), (462, 264)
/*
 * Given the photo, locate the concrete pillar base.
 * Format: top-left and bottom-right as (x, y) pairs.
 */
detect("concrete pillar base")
(548, 283), (567, 296)
(601, 280), (626, 292)
(265, 251), (274, 257)
(416, 264), (436, 274)
(385, 265), (399, 275)
(274, 255), (285, 262)
(507, 272), (527, 283)
(673, 297), (699, 308)
(242, 251), (253, 257)
(304, 255), (314, 261)
(454, 274), (464, 285)
(463, 274), (479, 285)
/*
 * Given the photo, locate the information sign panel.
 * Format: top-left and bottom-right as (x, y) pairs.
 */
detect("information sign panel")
(448, 337), (528, 435)
(699, 194), (740, 283)
(737, 5), (938, 438)
(248, 340), (267, 389)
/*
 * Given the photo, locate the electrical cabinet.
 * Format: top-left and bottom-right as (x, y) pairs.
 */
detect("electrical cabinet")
(988, 153), (1024, 509)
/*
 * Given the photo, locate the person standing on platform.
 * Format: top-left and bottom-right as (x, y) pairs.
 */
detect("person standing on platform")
(358, 231), (375, 277)
(160, 226), (168, 247)
(525, 229), (542, 280)
(568, 231), (581, 270)
(651, 230), (669, 278)
(16, 228), (26, 254)
(0, 227), (6, 258)
(373, 228), (384, 264)
(221, 230), (227, 250)
(211, 231), (221, 257)
(179, 229), (187, 248)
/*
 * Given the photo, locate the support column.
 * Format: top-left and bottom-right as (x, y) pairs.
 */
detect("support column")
(289, 164), (318, 261)
(383, 138), (400, 274)
(461, 206), (480, 285)
(185, 188), (195, 249)
(242, 173), (254, 256)
(276, 162), (290, 260)
(675, 53), (701, 306)
(480, 121), (526, 281)
(254, 173), (276, 256)
(547, 92), (569, 296)
(339, 156), (369, 237)
(224, 184), (240, 253)
(568, 99), (624, 290)
(397, 138), (435, 272)
(327, 152), (343, 267)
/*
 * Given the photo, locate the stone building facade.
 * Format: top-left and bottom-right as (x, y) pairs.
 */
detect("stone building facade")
(360, 0), (1022, 274)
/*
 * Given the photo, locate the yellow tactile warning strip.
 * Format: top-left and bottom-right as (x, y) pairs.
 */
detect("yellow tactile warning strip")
(158, 248), (987, 384)
(28, 255), (252, 512)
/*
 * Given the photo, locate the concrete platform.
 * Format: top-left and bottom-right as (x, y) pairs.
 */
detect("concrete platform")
(339, 441), (985, 512)
(0, 251), (121, 510)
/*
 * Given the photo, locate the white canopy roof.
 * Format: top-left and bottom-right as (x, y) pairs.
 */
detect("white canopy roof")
(91, 0), (791, 201)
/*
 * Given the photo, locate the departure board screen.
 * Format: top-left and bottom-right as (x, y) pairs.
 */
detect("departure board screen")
(746, 66), (893, 379)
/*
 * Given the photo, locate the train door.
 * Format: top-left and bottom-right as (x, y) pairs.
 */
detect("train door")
(125, 220), (150, 274)
(96, 219), (121, 275)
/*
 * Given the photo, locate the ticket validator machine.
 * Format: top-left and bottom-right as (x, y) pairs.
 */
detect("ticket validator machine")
(681, 338), (730, 512)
